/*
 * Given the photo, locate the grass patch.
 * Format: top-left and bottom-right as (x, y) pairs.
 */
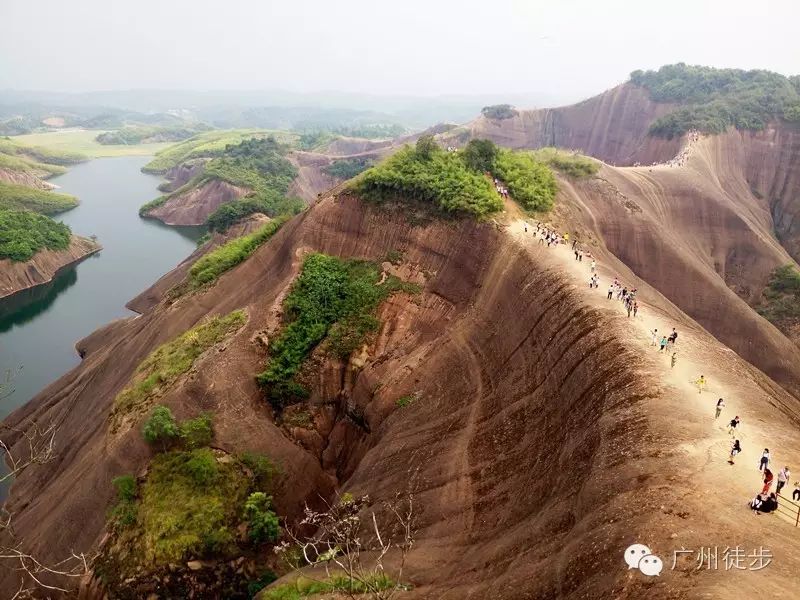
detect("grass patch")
(183, 215), (289, 291)
(111, 310), (246, 423)
(630, 64), (800, 138)
(95, 123), (212, 145)
(0, 209), (71, 261)
(0, 181), (78, 214)
(260, 573), (395, 600)
(757, 264), (800, 331)
(136, 449), (251, 564)
(257, 254), (418, 411)
(0, 151), (67, 178)
(528, 147), (599, 178)
(395, 393), (417, 408)
(13, 130), (163, 158)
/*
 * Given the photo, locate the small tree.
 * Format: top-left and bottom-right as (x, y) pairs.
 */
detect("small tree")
(462, 139), (498, 172)
(109, 475), (138, 528)
(180, 413), (213, 449)
(243, 492), (280, 543)
(142, 405), (179, 451)
(414, 135), (439, 159)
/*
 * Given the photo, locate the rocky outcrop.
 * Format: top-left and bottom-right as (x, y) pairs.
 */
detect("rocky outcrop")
(145, 179), (251, 226)
(157, 159), (208, 193)
(0, 236), (101, 300)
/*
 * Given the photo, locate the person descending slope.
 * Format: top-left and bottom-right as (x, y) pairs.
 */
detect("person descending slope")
(762, 468), (774, 495)
(777, 466), (791, 495)
(715, 398), (725, 419)
(607, 285), (614, 300)
(729, 439), (742, 464)
(728, 415), (740, 436)
(671, 352), (677, 369)
(651, 329), (659, 346)
(759, 449), (771, 472)
(633, 301), (639, 317)
(696, 375), (707, 393)
(659, 335), (668, 352)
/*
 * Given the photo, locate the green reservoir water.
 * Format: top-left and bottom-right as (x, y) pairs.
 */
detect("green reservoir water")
(0, 157), (201, 494)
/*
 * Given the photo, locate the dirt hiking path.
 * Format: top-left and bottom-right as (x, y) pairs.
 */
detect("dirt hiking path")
(504, 215), (800, 597)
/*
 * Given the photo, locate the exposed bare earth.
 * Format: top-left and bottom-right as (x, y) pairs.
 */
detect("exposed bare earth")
(145, 179), (250, 226)
(0, 166), (54, 190)
(0, 235), (100, 299)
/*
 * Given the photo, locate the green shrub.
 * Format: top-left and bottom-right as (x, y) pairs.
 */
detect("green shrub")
(247, 570), (278, 598)
(395, 394), (416, 408)
(757, 264), (800, 331)
(322, 157), (373, 179)
(0, 209), (72, 261)
(186, 216), (289, 290)
(493, 150), (558, 211)
(95, 123), (212, 145)
(257, 254), (416, 410)
(112, 311), (247, 420)
(243, 492), (280, 543)
(182, 448), (219, 486)
(529, 147), (599, 178)
(481, 104), (517, 119)
(109, 475), (138, 528)
(630, 64), (800, 138)
(239, 453), (279, 491)
(180, 413), (214, 449)
(142, 406), (180, 450)
(462, 138), (499, 172)
(353, 141), (502, 218)
(0, 181), (78, 214)
(205, 197), (303, 232)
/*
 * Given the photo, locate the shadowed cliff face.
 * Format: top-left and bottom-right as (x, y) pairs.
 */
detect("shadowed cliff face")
(449, 83), (681, 166)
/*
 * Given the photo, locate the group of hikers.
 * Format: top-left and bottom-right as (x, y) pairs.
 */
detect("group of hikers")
(718, 400), (797, 515)
(523, 218), (799, 524)
(493, 178), (510, 199)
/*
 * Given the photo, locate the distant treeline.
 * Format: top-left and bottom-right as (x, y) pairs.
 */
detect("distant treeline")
(631, 63), (800, 138)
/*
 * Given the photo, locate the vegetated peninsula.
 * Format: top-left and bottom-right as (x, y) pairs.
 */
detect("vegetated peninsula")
(5, 64), (800, 599)
(0, 137), (99, 299)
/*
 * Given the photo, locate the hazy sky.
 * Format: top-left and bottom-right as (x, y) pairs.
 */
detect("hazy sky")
(1, 0), (799, 102)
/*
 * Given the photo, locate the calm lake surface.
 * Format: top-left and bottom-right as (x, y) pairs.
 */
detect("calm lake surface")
(0, 157), (201, 462)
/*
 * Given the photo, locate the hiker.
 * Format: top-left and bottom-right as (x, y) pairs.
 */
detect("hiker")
(524, 223), (528, 233)
(696, 375), (707, 394)
(578, 250), (583, 262)
(659, 336), (668, 352)
(759, 449), (770, 472)
(627, 302), (632, 318)
(793, 482), (800, 501)
(590, 259), (596, 272)
(777, 466), (791, 495)
(607, 285), (614, 300)
(728, 416), (740, 435)
(575, 249), (579, 260)
(633, 301), (639, 317)
(671, 352), (677, 368)
(750, 493), (778, 514)
(715, 398), (725, 419)
(619, 286), (627, 300)
(729, 439), (741, 464)
(762, 468), (774, 495)
(651, 329), (658, 346)
(668, 328), (678, 345)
